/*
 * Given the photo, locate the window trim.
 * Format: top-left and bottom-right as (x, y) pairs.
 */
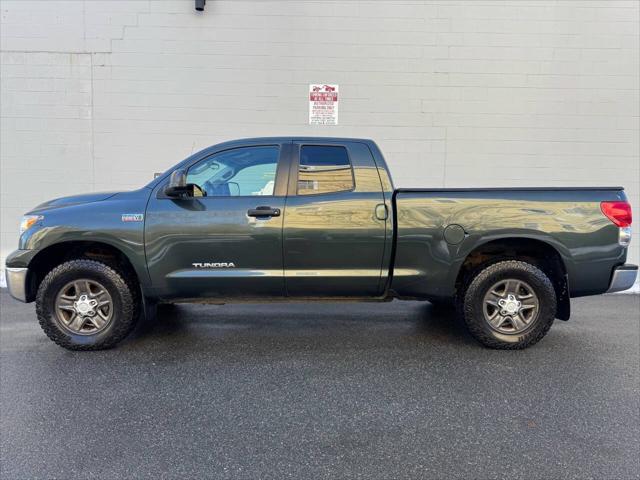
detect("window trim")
(157, 144), (289, 199)
(291, 143), (356, 197)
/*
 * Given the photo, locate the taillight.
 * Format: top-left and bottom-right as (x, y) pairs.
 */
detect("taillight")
(601, 201), (632, 227)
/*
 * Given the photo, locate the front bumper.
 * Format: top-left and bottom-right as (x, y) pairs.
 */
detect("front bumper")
(607, 264), (638, 293)
(5, 267), (28, 302)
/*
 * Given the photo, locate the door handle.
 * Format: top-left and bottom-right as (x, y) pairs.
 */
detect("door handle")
(247, 206), (281, 217)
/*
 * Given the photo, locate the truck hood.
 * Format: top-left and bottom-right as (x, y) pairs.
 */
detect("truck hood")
(31, 191), (120, 212)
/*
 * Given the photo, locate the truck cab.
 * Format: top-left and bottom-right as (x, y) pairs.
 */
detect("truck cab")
(144, 138), (392, 300)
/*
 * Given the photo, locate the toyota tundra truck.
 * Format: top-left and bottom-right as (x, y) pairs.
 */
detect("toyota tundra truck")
(5, 137), (637, 350)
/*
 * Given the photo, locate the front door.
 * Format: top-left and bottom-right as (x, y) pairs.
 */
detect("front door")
(283, 141), (388, 297)
(145, 143), (290, 299)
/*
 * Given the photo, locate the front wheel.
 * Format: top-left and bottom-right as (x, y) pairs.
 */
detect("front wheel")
(36, 259), (139, 350)
(459, 260), (556, 349)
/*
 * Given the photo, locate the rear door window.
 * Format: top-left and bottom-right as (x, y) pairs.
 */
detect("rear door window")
(297, 145), (354, 195)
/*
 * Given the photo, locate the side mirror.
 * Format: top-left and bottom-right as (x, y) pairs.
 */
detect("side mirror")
(164, 169), (206, 198)
(164, 169), (190, 197)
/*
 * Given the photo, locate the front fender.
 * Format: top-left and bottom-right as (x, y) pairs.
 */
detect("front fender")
(13, 189), (151, 287)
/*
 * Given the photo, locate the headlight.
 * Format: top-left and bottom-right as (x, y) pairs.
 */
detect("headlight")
(19, 215), (43, 235)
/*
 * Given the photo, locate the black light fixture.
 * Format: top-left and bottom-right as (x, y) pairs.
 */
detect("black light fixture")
(195, 0), (206, 11)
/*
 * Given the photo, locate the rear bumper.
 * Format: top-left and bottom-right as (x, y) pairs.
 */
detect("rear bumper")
(607, 264), (638, 293)
(5, 267), (28, 302)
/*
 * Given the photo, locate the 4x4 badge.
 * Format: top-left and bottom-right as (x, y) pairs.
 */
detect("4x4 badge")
(121, 214), (144, 222)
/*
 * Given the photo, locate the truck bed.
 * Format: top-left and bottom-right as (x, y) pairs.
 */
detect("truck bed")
(390, 186), (629, 299)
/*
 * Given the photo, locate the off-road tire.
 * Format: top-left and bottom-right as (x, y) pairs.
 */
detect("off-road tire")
(458, 260), (556, 349)
(36, 259), (139, 350)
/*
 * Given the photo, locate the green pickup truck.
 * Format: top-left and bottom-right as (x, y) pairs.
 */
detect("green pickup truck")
(5, 137), (636, 351)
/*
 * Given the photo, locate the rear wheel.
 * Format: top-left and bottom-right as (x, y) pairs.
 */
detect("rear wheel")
(459, 260), (556, 349)
(36, 259), (139, 350)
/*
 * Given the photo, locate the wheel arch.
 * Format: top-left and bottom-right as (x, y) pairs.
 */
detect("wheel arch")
(24, 240), (143, 303)
(454, 236), (570, 320)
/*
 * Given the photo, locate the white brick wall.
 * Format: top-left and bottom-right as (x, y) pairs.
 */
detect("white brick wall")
(1, 0), (638, 274)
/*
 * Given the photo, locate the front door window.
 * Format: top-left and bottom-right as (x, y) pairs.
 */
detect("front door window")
(186, 146), (279, 197)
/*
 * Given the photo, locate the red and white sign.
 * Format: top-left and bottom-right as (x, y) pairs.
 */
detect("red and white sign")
(309, 84), (338, 125)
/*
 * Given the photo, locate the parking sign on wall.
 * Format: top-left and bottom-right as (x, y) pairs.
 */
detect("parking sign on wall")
(309, 84), (338, 125)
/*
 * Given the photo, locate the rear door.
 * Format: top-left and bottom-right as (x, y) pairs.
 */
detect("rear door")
(283, 141), (388, 297)
(145, 142), (291, 299)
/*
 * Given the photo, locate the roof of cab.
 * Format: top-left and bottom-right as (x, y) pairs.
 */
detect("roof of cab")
(211, 136), (376, 148)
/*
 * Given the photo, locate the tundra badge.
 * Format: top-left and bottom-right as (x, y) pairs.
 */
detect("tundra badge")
(192, 262), (236, 268)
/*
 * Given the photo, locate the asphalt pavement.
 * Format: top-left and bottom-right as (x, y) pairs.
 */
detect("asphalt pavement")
(1, 291), (638, 480)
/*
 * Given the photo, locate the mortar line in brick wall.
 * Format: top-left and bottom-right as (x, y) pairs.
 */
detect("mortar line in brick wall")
(443, 126), (448, 188)
(0, 50), (111, 55)
(82, 0), (86, 49)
